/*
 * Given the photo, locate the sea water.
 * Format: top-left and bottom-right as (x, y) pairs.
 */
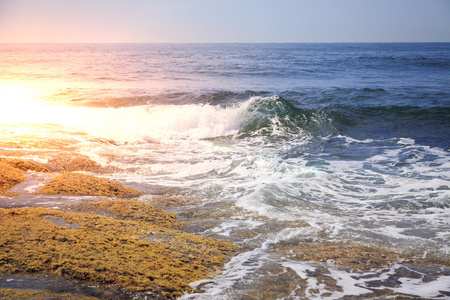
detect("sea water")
(1, 43), (449, 299)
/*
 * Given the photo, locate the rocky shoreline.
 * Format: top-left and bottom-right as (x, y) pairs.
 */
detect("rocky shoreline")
(0, 157), (235, 299)
(2, 157), (450, 299)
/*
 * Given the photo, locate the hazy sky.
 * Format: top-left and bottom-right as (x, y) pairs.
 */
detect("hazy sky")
(1, 0), (449, 43)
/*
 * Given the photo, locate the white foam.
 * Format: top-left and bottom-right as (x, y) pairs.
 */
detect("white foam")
(339, 135), (374, 144)
(206, 218), (265, 237)
(282, 261), (450, 299)
(398, 137), (415, 145)
(71, 102), (248, 143)
(180, 248), (267, 300)
(1, 98), (257, 143)
(283, 261), (374, 298)
(391, 270), (450, 298)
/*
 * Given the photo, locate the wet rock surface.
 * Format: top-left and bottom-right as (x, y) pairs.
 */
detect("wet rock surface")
(0, 158), (235, 299)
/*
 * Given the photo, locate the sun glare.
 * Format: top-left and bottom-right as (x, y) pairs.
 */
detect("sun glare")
(0, 83), (81, 126)
(0, 84), (51, 124)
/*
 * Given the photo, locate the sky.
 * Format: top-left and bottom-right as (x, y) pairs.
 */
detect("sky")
(0, 0), (449, 43)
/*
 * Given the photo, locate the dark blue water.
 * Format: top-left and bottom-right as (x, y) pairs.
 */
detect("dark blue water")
(4, 43), (448, 147)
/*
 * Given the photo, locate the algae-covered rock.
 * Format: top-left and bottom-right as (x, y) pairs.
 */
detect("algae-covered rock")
(0, 162), (26, 194)
(0, 157), (50, 195)
(39, 172), (141, 197)
(78, 199), (180, 229)
(0, 288), (99, 299)
(287, 242), (404, 270)
(0, 205), (235, 299)
(0, 156), (51, 195)
(276, 241), (450, 271)
(0, 157), (51, 173)
(0, 157), (140, 197)
(47, 154), (106, 173)
(0, 157), (50, 194)
(0, 157), (236, 298)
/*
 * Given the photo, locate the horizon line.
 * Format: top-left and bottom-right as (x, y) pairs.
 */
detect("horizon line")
(1, 41), (450, 44)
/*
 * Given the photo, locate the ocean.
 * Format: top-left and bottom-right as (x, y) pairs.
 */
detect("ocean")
(1, 43), (450, 299)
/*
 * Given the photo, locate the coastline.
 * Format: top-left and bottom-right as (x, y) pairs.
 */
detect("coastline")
(0, 157), (235, 299)
(1, 42), (449, 299)
(2, 157), (450, 299)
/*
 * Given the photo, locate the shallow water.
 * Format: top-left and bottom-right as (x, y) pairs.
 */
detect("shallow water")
(1, 43), (449, 298)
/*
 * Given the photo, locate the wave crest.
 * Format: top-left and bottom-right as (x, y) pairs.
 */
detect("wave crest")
(17, 95), (335, 144)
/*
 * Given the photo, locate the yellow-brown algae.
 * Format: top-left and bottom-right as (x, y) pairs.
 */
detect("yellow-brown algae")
(0, 161), (26, 194)
(0, 288), (99, 299)
(0, 157), (51, 173)
(39, 172), (141, 197)
(275, 242), (450, 271)
(46, 154), (106, 173)
(0, 157), (138, 197)
(0, 157), (236, 298)
(0, 157), (51, 195)
(0, 207), (235, 299)
(242, 263), (307, 300)
(77, 199), (181, 229)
